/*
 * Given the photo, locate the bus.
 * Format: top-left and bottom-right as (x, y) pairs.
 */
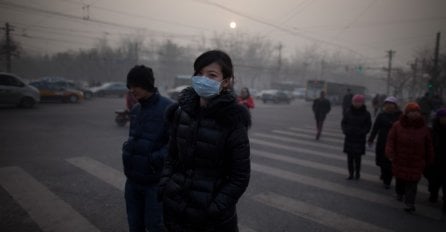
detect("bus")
(305, 80), (366, 105)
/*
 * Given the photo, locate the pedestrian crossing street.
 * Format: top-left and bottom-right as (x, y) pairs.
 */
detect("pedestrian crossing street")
(1, 126), (444, 232)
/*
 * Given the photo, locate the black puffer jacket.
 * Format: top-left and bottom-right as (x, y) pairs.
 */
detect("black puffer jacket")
(368, 110), (402, 167)
(159, 87), (251, 231)
(342, 105), (372, 155)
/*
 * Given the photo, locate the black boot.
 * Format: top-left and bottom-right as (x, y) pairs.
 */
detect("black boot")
(347, 155), (354, 180)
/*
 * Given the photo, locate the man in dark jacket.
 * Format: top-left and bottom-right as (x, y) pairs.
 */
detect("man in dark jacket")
(122, 65), (173, 232)
(312, 91), (331, 140)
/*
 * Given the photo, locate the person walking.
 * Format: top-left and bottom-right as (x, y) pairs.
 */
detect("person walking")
(122, 65), (173, 232)
(372, 94), (380, 117)
(367, 96), (402, 189)
(159, 50), (251, 232)
(342, 88), (353, 116)
(342, 94), (372, 180)
(426, 108), (446, 213)
(385, 102), (434, 213)
(237, 87), (255, 110)
(312, 91), (331, 140)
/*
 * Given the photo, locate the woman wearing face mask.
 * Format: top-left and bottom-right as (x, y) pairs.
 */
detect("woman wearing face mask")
(367, 96), (402, 189)
(386, 102), (434, 213)
(341, 94), (372, 180)
(159, 50), (251, 232)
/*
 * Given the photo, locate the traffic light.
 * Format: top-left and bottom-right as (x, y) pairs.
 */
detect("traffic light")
(428, 82), (433, 89)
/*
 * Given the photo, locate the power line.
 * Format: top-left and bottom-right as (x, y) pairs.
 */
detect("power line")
(189, 0), (366, 58)
(0, 1), (200, 39)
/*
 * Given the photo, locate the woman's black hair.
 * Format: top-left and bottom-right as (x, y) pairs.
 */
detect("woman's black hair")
(193, 50), (234, 79)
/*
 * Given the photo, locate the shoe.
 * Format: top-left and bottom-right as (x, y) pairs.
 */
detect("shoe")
(396, 194), (403, 202)
(354, 173), (360, 180)
(346, 175), (353, 180)
(383, 184), (390, 189)
(404, 206), (416, 214)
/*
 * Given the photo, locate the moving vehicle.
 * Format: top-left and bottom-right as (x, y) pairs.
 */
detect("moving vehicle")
(260, 89), (292, 104)
(88, 82), (127, 97)
(0, 72), (40, 108)
(29, 80), (84, 103)
(51, 80), (93, 100)
(305, 80), (367, 105)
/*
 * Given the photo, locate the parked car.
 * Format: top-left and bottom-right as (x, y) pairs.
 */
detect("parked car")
(260, 89), (292, 104)
(88, 82), (127, 97)
(0, 72), (40, 108)
(29, 80), (84, 103)
(52, 80), (93, 100)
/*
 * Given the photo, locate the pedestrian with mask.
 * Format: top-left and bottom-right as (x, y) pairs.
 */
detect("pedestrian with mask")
(342, 94), (372, 180)
(122, 65), (173, 232)
(386, 102), (434, 213)
(312, 90), (331, 140)
(159, 50), (251, 232)
(368, 96), (402, 189)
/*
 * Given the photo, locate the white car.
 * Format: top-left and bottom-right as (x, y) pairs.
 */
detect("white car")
(0, 72), (40, 108)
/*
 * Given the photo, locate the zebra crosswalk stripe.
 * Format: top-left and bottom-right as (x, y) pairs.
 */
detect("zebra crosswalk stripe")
(250, 137), (376, 168)
(253, 192), (394, 232)
(290, 127), (344, 139)
(66, 156), (258, 231)
(251, 162), (441, 220)
(0, 166), (101, 232)
(251, 149), (429, 195)
(67, 156), (125, 191)
(255, 132), (375, 157)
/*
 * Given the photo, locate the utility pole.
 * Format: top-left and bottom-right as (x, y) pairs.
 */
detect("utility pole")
(1, 22), (14, 72)
(277, 43), (282, 76)
(386, 50), (395, 96)
(431, 31), (441, 95)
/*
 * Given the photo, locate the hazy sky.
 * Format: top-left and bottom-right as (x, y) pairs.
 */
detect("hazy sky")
(1, 0), (445, 68)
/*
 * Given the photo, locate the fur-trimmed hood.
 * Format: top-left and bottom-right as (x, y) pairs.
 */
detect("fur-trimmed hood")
(166, 87), (251, 129)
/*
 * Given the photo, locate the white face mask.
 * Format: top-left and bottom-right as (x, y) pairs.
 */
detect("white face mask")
(191, 76), (222, 98)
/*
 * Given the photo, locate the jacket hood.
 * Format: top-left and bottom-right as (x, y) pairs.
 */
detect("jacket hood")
(167, 87), (251, 129)
(399, 114), (425, 128)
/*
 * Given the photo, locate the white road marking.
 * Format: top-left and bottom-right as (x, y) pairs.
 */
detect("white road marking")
(251, 162), (441, 220)
(67, 156), (125, 191)
(0, 166), (101, 232)
(253, 192), (394, 232)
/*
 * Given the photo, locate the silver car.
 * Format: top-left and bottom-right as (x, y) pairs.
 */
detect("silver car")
(0, 72), (40, 108)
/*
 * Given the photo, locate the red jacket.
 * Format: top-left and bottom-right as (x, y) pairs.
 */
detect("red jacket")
(237, 96), (255, 109)
(385, 116), (434, 181)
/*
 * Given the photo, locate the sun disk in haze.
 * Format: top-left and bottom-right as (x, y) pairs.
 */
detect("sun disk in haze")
(229, 21), (237, 29)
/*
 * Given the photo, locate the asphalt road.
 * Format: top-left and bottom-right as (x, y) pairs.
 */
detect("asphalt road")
(0, 97), (445, 232)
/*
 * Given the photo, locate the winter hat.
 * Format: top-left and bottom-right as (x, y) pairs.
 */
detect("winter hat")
(126, 65), (155, 92)
(352, 94), (365, 104)
(404, 102), (420, 114)
(436, 108), (446, 118)
(384, 96), (398, 105)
